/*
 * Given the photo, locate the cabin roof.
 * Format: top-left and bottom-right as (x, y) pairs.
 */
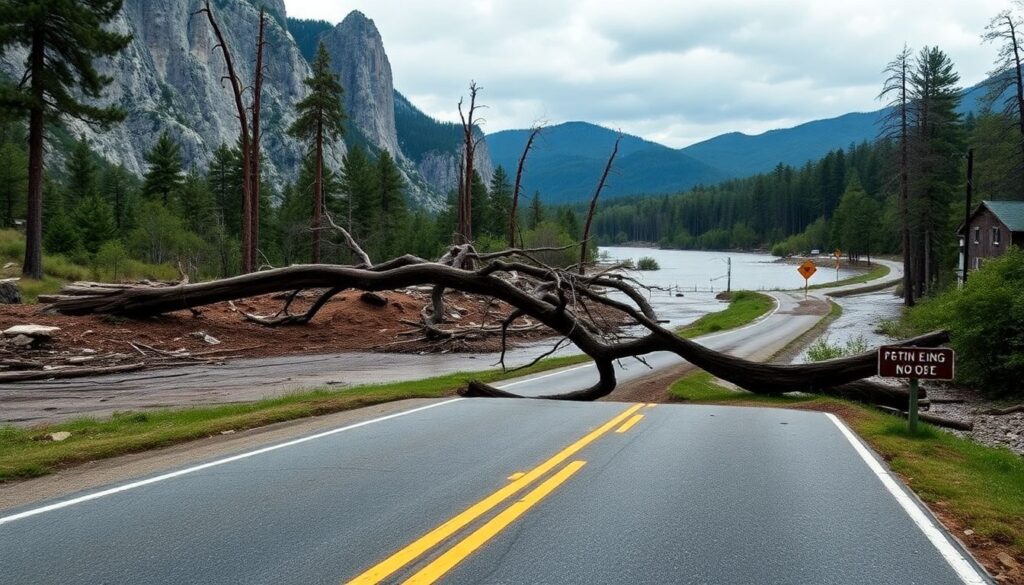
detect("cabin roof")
(957, 200), (1024, 234)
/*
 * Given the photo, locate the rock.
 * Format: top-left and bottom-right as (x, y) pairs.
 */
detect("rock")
(220, 429), (236, 435)
(998, 552), (1019, 570)
(2, 262), (15, 270)
(81, 348), (97, 354)
(3, 324), (60, 339)
(10, 335), (36, 348)
(190, 331), (221, 345)
(0, 278), (21, 304)
(67, 356), (96, 364)
(44, 431), (71, 442)
(359, 292), (388, 307)
(963, 529), (974, 536)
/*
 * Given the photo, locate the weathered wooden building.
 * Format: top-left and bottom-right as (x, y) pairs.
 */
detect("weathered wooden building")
(957, 200), (1024, 280)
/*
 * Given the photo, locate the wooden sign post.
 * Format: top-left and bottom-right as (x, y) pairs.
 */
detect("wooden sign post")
(834, 249), (842, 282)
(878, 346), (956, 432)
(797, 260), (817, 298)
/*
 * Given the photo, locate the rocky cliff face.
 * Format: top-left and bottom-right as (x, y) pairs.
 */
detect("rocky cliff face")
(320, 11), (400, 158)
(35, 0), (312, 187)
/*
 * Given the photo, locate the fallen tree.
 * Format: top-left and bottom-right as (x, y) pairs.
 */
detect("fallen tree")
(44, 246), (948, 405)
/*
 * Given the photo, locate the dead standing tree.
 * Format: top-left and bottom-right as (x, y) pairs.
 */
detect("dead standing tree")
(45, 241), (947, 408)
(196, 1), (264, 273)
(579, 135), (621, 274)
(509, 125), (543, 248)
(880, 45), (914, 306)
(456, 82), (484, 247)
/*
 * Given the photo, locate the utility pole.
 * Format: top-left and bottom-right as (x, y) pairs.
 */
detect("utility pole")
(726, 257), (731, 293)
(962, 148), (974, 286)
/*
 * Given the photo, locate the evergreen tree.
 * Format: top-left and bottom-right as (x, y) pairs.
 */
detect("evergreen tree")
(288, 41), (346, 263)
(207, 142), (243, 236)
(340, 145), (377, 243)
(142, 131), (184, 205)
(470, 170), (489, 239)
(487, 166), (512, 237)
(74, 193), (115, 254)
(0, 0), (131, 278)
(526, 191), (545, 230)
(65, 136), (98, 202)
(177, 170), (216, 235)
(374, 150), (407, 258)
(101, 164), (138, 232)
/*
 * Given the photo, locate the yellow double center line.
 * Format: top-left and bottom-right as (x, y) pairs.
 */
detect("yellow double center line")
(346, 403), (645, 584)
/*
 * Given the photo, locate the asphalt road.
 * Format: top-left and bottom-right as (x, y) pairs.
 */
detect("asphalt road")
(0, 396), (989, 584)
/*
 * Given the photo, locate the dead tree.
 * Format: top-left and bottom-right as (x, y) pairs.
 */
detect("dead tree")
(249, 9), (266, 270)
(456, 82), (483, 246)
(579, 135), (621, 274)
(880, 45), (914, 306)
(45, 246), (948, 406)
(509, 125), (542, 248)
(196, 1), (261, 273)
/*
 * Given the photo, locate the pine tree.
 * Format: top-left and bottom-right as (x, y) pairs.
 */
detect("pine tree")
(142, 131), (184, 205)
(101, 164), (137, 232)
(288, 41), (346, 263)
(470, 170), (489, 239)
(65, 136), (98, 202)
(527, 191), (545, 230)
(340, 145), (377, 243)
(74, 193), (115, 254)
(375, 150), (407, 258)
(487, 166), (512, 237)
(207, 143), (243, 236)
(177, 170), (216, 235)
(0, 0), (131, 278)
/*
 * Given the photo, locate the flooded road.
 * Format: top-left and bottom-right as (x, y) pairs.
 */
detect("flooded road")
(793, 287), (902, 363)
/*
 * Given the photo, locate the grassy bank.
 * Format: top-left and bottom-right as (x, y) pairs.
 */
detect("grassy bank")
(676, 291), (775, 338)
(0, 355), (590, 482)
(670, 372), (1024, 557)
(807, 261), (890, 290)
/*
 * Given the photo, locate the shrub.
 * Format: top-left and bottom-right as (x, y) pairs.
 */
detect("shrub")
(806, 335), (868, 362)
(636, 256), (660, 271)
(908, 247), (1024, 396)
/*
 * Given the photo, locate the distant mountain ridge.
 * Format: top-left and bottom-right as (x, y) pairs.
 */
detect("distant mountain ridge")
(489, 77), (993, 203)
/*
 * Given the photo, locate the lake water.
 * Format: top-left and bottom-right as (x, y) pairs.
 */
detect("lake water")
(594, 247), (861, 330)
(599, 247), (860, 291)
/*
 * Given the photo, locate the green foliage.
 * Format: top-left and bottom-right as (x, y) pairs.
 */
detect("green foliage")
(635, 256), (660, 271)
(393, 90), (464, 162)
(526, 191), (545, 230)
(289, 42), (346, 149)
(142, 131), (184, 205)
(830, 176), (881, 260)
(908, 248), (1024, 396)
(73, 193), (115, 254)
(95, 239), (129, 280)
(676, 291), (775, 338)
(285, 18), (333, 63)
(65, 135), (99, 202)
(0, 139), (27, 226)
(805, 335), (869, 362)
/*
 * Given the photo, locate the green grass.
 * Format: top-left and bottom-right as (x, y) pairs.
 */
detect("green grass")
(676, 291), (775, 338)
(806, 262), (890, 290)
(670, 371), (1024, 554)
(0, 229), (181, 302)
(0, 354), (590, 482)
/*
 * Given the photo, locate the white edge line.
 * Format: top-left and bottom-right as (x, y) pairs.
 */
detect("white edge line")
(824, 413), (989, 585)
(0, 398), (465, 526)
(498, 294), (783, 390)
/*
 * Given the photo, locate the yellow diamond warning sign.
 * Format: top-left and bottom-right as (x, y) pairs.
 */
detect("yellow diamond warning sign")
(798, 260), (817, 280)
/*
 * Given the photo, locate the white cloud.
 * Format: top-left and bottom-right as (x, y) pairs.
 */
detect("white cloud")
(286, 0), (1011, 147)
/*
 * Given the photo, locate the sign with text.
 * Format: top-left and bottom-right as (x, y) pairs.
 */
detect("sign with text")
(878, 346), (955, 380)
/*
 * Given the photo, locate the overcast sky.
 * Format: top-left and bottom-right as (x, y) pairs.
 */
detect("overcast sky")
(285, 0), (1010, 148)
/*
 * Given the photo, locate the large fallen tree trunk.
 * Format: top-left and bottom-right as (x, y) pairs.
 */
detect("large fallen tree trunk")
(45, 258), (948, 402)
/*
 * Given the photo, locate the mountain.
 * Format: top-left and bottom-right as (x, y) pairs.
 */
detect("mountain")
(681, 79), (991, 176)
(0, 0), (310, 186)
(487, 122), (725, 203)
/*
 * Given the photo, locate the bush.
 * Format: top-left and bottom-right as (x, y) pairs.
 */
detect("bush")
(908, 247), (1024, 397)
(636, 256), (660, 271)
(806, 335), (868, 362)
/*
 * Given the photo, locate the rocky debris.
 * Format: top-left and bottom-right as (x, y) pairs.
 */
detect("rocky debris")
(925, 383), (1024, 456)
(37, 431), (71, 442)
(0, 278), (21, 304)
(190, 331), (221, 345)
(998, 552), (1020, 570)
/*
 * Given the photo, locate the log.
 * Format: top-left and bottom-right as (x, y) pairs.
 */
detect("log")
(875, 405), (974, 431)
(42, 260), (951, 401)
(981, 404), (1024, 416)
(0, 362), (145, 382)
(827, 380), (927, 411)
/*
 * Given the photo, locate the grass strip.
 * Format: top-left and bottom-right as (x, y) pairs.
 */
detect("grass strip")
(670, 371), (1024, 556)
(676, 291), (775, 339)
(0, 354), (590, 482)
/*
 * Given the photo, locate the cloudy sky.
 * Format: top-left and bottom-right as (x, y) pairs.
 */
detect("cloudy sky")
(286, 0), (1009, 148)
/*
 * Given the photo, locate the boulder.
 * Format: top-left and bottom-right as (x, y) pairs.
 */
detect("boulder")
(3, 324), (60, 339)
(0, 278), (21, 304)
